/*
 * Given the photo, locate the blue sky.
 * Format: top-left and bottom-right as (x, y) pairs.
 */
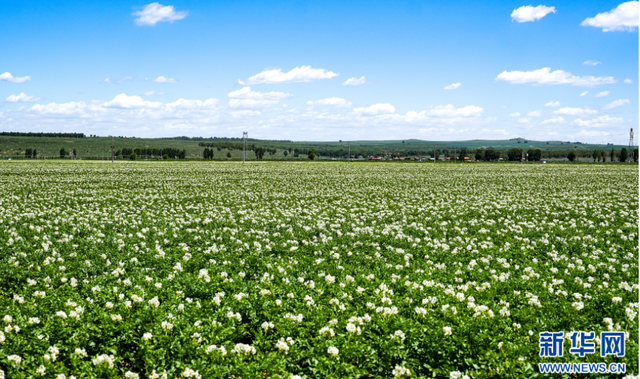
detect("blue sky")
(1, 0), (637, 143)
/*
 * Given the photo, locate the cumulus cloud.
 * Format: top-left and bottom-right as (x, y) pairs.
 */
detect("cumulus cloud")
(496, 67), (616, 87)
(153, 76), (177, 84)
(103, 94), (163, 109)
(517, 118), (531, 124)
(509, 112), (521, 117)
(228, 99), (280, 109)
(554, 107), (598, 116)
(5, 93), (41, 103)
(581, 1), (638, 32)
(143, 90), (165, 96)
(0, 72), (31, 83)
(603, 99), (630, 109)
(572, 115), (624, 128)
(595, 91), (610, 97)
(353, 103), (396, 116)
(545, 101), (561, 107)
(444, 83), (462, 90)
(405, 105), (484, 120)
(226, 87), (291, 109)
(527, 110), (542, 117)
(540, 116), (566, 124)
(583, 60), (601, 66)
(342, 76), (367, 86)
(511, 5), (556, 22)
(306, 97), (352, 107)
(227, 86), (291, 100)
(624, 78), (633, 84)
(580, 91), (589, 97)
(133, 2), (188, 26)
(239, 66), (338, 85)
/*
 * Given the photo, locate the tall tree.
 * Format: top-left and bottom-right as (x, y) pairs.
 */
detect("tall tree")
(60, 148), (66, 159)
(619, 148), (628, 163)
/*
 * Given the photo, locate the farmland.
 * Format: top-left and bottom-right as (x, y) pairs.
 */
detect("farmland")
(0, 162), (637, 379)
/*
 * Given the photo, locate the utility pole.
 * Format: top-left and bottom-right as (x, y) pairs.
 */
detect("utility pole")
(242, 131), (248, 164)
(629, 128), (634, 163)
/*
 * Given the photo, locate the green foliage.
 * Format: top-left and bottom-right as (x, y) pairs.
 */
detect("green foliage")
(507, 149), (521, 162)
(567, 152), (576, 162)
(254, 147), (265, 160)
(619, 148), (628, 163)
(308, 150), (316, 160)
(0, 163), (636, 379)
(130, 153), (137, 160)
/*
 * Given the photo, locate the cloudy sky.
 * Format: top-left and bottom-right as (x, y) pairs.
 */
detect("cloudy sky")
(1, 0), (637, 143)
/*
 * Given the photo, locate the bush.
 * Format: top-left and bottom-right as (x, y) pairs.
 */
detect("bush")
(308, 150), (316, 160)
(130, 153), (137, 161)
(163, 154), (168, 160)
(567, 152), (576, 162)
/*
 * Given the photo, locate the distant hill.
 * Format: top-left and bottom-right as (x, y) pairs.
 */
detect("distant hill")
(0, 134), (631, 160)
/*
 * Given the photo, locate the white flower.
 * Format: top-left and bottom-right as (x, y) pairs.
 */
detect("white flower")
(327, 346), (339, 357)
(143, 333), (153, 341)
(444, 326), (452, 336)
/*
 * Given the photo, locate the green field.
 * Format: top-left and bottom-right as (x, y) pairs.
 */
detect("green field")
(0, 161), (637, 378)
(0, 135), (630, 160)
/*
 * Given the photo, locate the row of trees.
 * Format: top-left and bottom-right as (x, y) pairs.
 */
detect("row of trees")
(117, 147), (187, 159)
(24, 148), (38, 158)
(2, 132), (85, 138)
(589, 148), (636, 162)
(59, 148), (77, 158)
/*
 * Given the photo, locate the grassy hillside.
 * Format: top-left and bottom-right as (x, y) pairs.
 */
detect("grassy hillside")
(0, 135), (630, 160)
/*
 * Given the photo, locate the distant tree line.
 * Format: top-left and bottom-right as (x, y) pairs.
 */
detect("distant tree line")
(116, 147), (186, 159)
(198, 142), (253, 150)
(2, 132), (85, 138)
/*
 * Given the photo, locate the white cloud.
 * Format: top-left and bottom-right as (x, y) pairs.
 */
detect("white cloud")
(133, 2), (188, 26)
(540, 116), (566, 125)
(545, 101), (561, 107)
(573, 130), (611, 138)
(153, 76), (177, 84)
(603, 99), (630, 110)
(572, 115), (624, 128)
(0, 72), (31, 83)
(103, 76), (133, 84)
(353, 103), (396, 115)
(103, 94), (163, 109)
(527, 110), (542, 117)
(405, 105), (484, 119)
(624, 78), (633, 84)
(580, 91), (589, 97)
(595, 90), (610, 97)
(231, 110), (261, 118)
(306, 97), (352, 107)
(496, 67), (616, 87)
(583, 60), (601, 66)
(227, 86), (291, 100)
(5, 93), (41, 103)
(239, 66), (338, 85)
(517, 118), (531, 124)
(511, 5), (556, 22)
(342, 76), (367, 86)
(228, 99), (281, 109)
(444, 83), (462, 90)
(509, 112), (521, 117)
(581, 1), (638, 32)
(143, 90), (165, 96)
(554, 107), (598, 116)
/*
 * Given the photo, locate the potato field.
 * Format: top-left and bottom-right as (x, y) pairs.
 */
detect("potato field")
(0, 162), (637, 379)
